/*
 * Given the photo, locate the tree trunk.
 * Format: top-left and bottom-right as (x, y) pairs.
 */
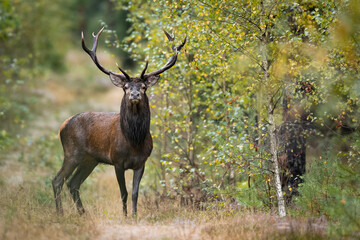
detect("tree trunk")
(260, 0), (286, 218)
(268, 105), (287, 217)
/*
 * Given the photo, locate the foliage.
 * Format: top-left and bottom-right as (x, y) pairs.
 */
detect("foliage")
(0, 0), (131, 152)
(113, 0), (360, 234)
(0, 0), (70, 151)
(295, 153), (360, 237)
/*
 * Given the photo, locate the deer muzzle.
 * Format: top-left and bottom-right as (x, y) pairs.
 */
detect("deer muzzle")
(129, 92), (141, 103)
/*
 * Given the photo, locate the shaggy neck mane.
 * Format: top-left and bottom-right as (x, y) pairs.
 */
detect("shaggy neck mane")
(120, 95), (150, 146)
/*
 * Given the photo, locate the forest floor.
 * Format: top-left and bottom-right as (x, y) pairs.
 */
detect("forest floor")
(0, 50), (329, 240)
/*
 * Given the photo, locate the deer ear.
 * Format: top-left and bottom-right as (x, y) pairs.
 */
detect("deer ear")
(109, 73), (128, 88)
(144, 75), (160, 87)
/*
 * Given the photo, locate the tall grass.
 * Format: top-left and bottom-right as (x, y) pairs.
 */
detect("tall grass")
(0, 167), (329, 240)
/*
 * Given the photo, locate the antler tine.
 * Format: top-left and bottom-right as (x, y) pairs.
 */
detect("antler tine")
(163, 30), (175, 41)
(81, 27), (111, 75)
(176, 35), (187, 52)
(116, 63), (131, 80)
(140, 60), (149, 79)
(82, 27), (130, 80)
(144, 30), (187, 78)
(163, 30), (186, 52)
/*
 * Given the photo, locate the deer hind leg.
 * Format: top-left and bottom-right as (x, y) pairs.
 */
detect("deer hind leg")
(66, 157), (98, 215)
(52, 156), (79, 215)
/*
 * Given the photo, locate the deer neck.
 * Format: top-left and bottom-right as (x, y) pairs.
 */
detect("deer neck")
(120, 96), (150, 146)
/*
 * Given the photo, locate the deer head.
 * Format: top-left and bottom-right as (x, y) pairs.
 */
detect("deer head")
(81, 27), (186, 104)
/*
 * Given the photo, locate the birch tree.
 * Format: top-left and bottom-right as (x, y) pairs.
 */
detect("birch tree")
(115, 0), (351, 218)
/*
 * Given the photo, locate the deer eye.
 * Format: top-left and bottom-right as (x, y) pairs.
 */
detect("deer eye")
(124, 84), (129, 90)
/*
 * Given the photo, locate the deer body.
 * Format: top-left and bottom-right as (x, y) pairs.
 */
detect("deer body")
(52, 27), (186, 216)
(59, 111), (152, 168)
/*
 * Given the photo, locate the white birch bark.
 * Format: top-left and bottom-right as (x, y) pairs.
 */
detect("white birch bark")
(268, 108), (286, 217)
(260, 0), (286, 218)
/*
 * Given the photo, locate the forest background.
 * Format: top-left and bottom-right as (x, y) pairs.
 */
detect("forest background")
(0, 0), (359, 239)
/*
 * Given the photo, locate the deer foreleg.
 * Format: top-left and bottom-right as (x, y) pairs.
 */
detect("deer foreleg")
(132, 166), (145, 217)
(115, 166), (128, 216)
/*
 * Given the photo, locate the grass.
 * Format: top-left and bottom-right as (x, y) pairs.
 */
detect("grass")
(0, 174), (330, 240)
(0, 154), (330, 240)
(0, 136), (331, 240)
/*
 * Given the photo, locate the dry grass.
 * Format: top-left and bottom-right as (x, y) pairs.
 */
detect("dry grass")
(0, 167), (329, 240)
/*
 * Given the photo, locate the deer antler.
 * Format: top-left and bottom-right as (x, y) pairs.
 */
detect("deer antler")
(143, 30), (187, 78)
(81, 27), (130, 81)
(82, 27), (186, 81)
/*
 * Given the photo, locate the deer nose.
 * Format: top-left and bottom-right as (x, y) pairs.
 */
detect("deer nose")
(130, 92), (140, 100)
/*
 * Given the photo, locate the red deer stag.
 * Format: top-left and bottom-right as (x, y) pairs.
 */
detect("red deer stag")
(52, 27), (186, 216)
